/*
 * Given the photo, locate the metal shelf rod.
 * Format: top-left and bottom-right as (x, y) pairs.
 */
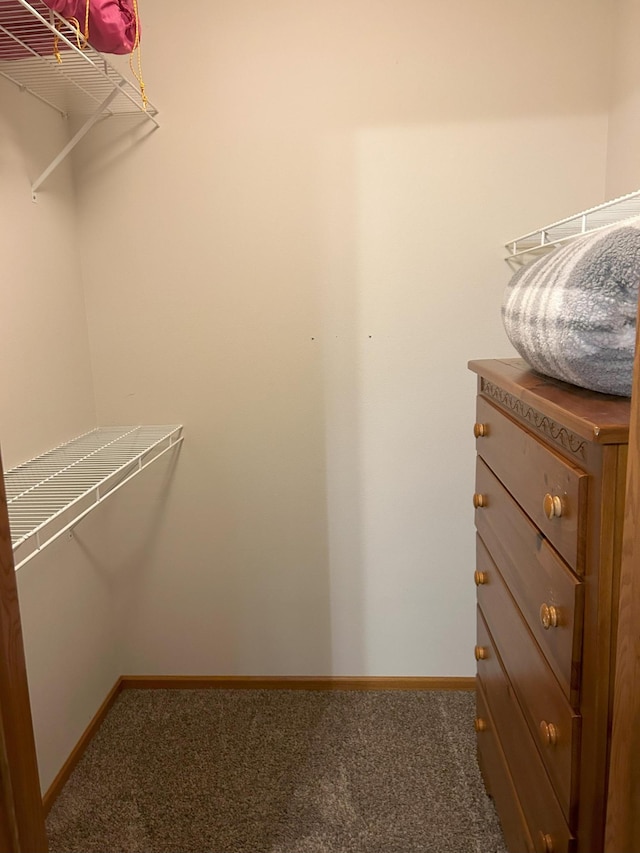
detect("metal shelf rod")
(505, 188), (640, 264)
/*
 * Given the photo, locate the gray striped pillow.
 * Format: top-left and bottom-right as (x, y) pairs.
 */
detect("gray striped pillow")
(502, 217), (640, 396)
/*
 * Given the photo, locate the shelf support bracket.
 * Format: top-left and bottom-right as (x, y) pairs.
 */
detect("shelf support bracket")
(31, 87), (119, 199)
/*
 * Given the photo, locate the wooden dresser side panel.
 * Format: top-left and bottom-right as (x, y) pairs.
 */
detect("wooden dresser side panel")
(576, 443), (628, 852)
(604, 294), (640, 852)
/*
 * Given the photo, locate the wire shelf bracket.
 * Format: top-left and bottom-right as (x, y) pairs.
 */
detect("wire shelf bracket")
(505, 188), (640, 267)
(5, 425), (183, 570)
(31, 86), (118, 196)
(0, 0), (159, 198)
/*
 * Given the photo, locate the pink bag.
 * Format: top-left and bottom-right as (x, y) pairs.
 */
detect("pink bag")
(43, 0), (140, 55)
(0, 0), (140, 59)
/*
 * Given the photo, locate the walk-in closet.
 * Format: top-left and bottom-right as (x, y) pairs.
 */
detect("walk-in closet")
(1, 1), (639, 851)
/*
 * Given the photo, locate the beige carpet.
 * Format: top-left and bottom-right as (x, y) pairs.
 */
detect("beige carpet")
(46, 688), (507, 853)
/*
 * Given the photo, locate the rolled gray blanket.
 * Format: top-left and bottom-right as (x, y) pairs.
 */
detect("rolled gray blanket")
(502, 217), (640, 396)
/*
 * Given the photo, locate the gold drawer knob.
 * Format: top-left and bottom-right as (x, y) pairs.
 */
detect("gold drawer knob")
(539, 831), (554, 853)
(474, 645), (487, 661)
(543, 493), (563, 519)
(539, 720), (559, 747)
(474, 570), (487, 586)
(473, 422), (488, 438)
(540, 603), (559, 630)
(473, 493), (487, 509)
(474, 717), (487, 733)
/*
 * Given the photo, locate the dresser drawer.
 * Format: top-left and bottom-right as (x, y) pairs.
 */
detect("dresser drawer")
(475, 459), (584, 704)
(474, 396), (588, 571)
(477, 612), (575, 853)
(476, 535), (580, 821)
(476, 680), (536, 853)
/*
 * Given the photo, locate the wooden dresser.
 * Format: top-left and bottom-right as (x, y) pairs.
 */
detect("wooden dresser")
(469, 358), (631, 853)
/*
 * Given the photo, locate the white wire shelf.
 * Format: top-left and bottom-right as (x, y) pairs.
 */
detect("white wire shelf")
(5, 425), (183, 570)
(0, 0), (158, 195)
(505, 188), (640, 265)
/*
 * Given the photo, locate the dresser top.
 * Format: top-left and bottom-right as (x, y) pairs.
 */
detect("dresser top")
(468, 358), (631, 444)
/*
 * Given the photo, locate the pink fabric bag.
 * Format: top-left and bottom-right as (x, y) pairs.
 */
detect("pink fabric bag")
(0, 1), (139, 59)
(43, 0), (140, 55)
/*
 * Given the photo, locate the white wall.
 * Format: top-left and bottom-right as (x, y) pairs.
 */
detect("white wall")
(70, 0), (614, 679)
(0, 80), (121, 793)
(0, 83), (95, 468)
(605, 0), (640, 196)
